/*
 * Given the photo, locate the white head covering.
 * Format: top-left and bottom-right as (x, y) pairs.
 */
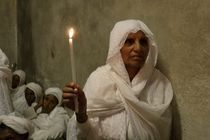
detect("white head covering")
(106, 19), (158, 84)
(13, 70), (26, 86)
(83, 19), (173, 140)
(45, 87), (62, 106)
(26, 82), (42, 102)
(0, 115), (34, 136)
(0, 49), (9, 66)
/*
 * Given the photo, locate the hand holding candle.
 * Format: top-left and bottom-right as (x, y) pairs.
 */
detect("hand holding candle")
(68, 28), (79, 113)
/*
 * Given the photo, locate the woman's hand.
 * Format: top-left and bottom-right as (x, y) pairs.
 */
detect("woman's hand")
(34, 96), (44, 111)
(63, 82), (88, 123)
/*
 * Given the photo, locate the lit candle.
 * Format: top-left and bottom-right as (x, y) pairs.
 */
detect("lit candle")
(68, 28), (78, 113)
(68, 28), (76, 82)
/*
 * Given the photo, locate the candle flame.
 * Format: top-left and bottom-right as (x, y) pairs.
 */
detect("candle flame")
(68, 28), (74, 39)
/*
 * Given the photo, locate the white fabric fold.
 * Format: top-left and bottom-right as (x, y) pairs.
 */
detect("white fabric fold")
(0, 48), (13, 115)
(45, 87), (62, 106)
(0, 115), (34, 136)
(13, 69), (26, 86)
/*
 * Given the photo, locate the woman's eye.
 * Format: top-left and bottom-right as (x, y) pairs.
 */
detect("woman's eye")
(125, 38), (135, 46)
(139, 38), (148, 47)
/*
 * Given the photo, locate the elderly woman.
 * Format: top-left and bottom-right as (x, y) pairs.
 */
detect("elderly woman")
(31, 87), (69, 140)
(0, 49), (13, 115)
(63, 19), (173, 140)
(13, 82), (42, 118)
(0, 115), (34, 140)
(10, 69), (26, 101)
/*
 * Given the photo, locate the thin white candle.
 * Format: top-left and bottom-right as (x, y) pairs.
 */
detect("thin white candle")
(68, 28), (79, 113)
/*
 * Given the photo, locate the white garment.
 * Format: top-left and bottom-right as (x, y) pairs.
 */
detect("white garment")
(13, 69), (26, 86)
(0, 49), (13, 115)
(13, 82), (42, 117)
(10, 84), (26, 101)
(26, 82), (43, 102)
(31, 107), (69, 140)
(0, 115), (34, 137)
(67, 19), (173, 140)
(45, 87), (63, 106)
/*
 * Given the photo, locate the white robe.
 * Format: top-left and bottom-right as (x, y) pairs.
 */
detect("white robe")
(0, 67), (13, 115)
(67, 19), (173, 140)
(67, 64), (173, 140)
(31, 107), (69, 140)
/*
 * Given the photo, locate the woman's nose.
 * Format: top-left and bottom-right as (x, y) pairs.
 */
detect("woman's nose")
(133, 40), (141, 52)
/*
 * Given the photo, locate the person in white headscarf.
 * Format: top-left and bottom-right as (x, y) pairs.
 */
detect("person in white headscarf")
(31, 87), (69, 140)
(0, 48), (13, 115)
(13, 82), (43, 118)
(10, 69), (26, 101)
(0, 115), (34, 140)
(63, 19), (173, 140)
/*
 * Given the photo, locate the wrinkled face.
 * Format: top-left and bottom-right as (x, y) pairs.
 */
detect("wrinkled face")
(12, 75), (20, 89)
(42, 94), (58, 114)
(120, 31), (149, 70)
(25, 88), (36, 106)
(0, 125), (28, 140)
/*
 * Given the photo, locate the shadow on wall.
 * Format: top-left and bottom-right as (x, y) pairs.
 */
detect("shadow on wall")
(156, 58), (182, 140)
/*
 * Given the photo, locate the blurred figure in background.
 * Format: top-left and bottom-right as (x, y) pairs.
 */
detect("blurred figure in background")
(13, 82), (42, 119)
(0, 48), (13, 115)
(31, 87), (69, 140)
(10, 69), (26, 102)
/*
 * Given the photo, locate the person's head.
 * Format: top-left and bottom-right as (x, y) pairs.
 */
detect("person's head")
(0, 115), (33, 140)
(120, 30), (149, 71)
(25, 82), (42, 106)
(106, 19), (158, 81)
(12, 70), (26, 89)
(42, 87), (62, 114)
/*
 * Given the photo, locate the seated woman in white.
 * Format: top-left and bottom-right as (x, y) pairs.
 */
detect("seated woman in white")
(10, 69), (26, 101)
(63, 19), (173, 140)
(13, 82), (43, 118)
(31, 87), (69, 140)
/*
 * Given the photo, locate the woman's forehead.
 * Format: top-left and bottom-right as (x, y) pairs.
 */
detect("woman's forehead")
(127, 30), (146, 38)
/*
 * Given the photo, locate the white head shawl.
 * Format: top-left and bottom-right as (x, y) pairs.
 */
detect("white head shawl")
(45, 87), (62, 106)
(85, 19), (173, 140)
(0, 115), (34, 136)
(106, 19), (158, 84)
(0, 49), (9, 66)
(26, 82), (42, 102)
(13, 70), (26, 86)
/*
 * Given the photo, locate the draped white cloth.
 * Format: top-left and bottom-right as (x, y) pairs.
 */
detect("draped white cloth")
(31, 107), (69, 140)
(0, 49), (13, 115)
(0, 115), (34, 137)
(13, 82), (42, 116)
(31, 87), (68, 140)
(10, 69), (26, 101)
(13, 69), (26, 86)
(67, 19), (173, 140)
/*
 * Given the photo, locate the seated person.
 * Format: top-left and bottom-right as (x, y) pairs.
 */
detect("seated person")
(13, 82), (42, 118)
(31, 87), (69, 140)
(0, 115), (34, 140)
(10, 69), (26, 101)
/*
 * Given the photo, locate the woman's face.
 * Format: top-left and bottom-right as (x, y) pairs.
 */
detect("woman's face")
(24, 88), (36, 106)
(42, 94), (58, 114)
(12, 75), (20, 89)
(120, 31), (149, 70)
